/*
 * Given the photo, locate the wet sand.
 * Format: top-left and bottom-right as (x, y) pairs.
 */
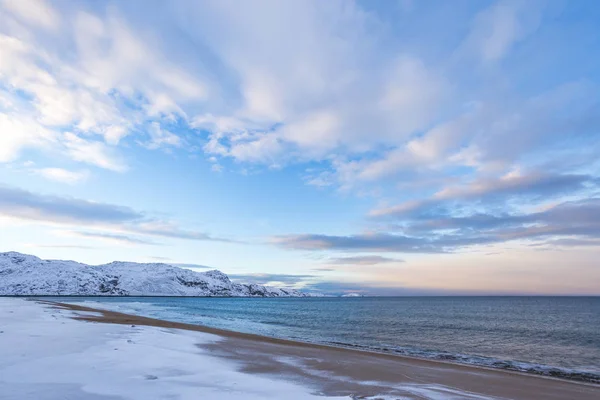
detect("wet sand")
(40, 300), (600, 400)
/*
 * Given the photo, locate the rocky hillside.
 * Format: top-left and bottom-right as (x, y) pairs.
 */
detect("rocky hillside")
(0, 252), (309, 297)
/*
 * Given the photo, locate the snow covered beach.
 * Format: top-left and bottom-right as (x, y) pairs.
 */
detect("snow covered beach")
(1, 298), (598, 400)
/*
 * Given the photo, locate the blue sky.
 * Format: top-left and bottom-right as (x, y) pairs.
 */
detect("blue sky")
(1, 0), (599, 295)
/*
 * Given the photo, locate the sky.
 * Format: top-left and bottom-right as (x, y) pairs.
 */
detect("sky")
(1, 0), (599, 296)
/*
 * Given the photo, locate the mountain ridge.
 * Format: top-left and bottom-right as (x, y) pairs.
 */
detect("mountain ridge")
(0, 252), (312, 297)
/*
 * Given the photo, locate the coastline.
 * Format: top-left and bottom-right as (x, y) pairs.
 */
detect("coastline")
(38, 299), (600, 400)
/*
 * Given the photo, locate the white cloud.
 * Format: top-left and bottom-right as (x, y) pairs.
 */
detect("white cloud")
(62, 133), (127, 172)
(318, 75), (598, 191)
(145, 93), (186, 118)
(192, 114), (258, 133)
(34, 168), (90, 184)
(228, 133), (283, 164)
(1, 0), (60, 31)
(72, 11), (206, 103)
(0, 0), (594, 199)
(0, 34), (123, 135)
(182, 1), (449, 170)
(377, 56), (447, 139)
(369, 170), (592, 218)
(0, 34), (55, 87)
(310, 113), (471, 188)
(0, 113), (55, 162)
(210, 164), (223, 173)
(280, 110), (341, 154)
(103, 125), (129, 146)
(0, 2), (207, 169)
(468, 0), (542, 62)
(0, 184), (231, 243)
(143, 122), (182, 150)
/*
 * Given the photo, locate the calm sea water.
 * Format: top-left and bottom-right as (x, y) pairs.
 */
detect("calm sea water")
(58, 296), (600, 383)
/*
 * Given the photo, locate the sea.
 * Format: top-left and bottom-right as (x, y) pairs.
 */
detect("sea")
(55, 296), (600, 383)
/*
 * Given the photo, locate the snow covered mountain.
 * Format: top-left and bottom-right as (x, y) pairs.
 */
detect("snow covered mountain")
(0, 252), (310, 297)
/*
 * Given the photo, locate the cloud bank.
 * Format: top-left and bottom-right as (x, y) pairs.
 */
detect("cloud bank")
(0, 185), (230, 245)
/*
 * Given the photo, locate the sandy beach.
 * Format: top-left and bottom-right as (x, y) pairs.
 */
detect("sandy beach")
(1, 299), (593, 400)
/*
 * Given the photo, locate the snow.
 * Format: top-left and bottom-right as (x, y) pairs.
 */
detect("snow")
(0, 298), (346, 400)
(0, 299), (517, 399)
(0, 252), (310, 297)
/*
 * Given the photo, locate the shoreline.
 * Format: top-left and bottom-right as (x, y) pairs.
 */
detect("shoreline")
(37, 299), (600, 400)
(38, 299), (599, 385)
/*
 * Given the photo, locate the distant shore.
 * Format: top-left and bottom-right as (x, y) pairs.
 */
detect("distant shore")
(39, 299), (600, 400)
